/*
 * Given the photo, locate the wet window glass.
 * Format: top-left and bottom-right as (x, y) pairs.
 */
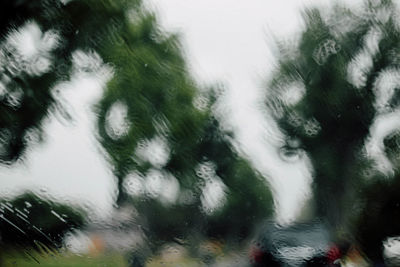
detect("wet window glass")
(1, 0), (400, 266)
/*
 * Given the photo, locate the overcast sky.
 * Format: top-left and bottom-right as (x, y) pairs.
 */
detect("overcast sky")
(0, 0), (364, 222)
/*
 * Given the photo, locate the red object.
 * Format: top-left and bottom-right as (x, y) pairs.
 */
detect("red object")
(326, 244), (341, 264)
(250, 245), (263, 264)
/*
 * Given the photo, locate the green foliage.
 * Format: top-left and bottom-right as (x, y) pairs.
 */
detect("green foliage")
(132, 119), (273, 246)
(92, 0), (273, 249)
(355, 176), (400, 261)
(0, 0), (131, 162)
(0, 192), (85, 250)
(266, 0), (400, 260)
(0, 0), (152, 163)
(0, 0), (273, 255)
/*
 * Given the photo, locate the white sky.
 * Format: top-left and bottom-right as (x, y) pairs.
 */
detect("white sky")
(147, 0), (362, 222)
(0, 0), (364, 222)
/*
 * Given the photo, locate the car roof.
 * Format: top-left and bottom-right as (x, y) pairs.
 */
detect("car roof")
(257, 220), (331, 251)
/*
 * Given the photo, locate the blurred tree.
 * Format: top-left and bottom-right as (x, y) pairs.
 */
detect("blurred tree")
(93, 0), (274, 252)
(0, 0), (274, 260)
(0, 0), (140, 163)
(355, 175), (400, 262)
(130, 118), (273, 246)
(266, 0), (400, 261)
(0, 192), (85, 251)
(353, 132), (400, 261)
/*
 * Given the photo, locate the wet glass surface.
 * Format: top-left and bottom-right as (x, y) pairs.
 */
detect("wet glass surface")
(1, 0), (400, 266)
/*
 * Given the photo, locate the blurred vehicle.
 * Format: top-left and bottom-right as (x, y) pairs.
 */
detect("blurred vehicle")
(249, 220), (342, 267)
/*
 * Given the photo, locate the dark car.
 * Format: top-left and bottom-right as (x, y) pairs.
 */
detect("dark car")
(249, 220), (342, 267)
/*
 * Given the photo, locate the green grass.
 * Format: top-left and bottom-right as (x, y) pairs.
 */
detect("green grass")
(2, 252), (202, 267)
(2, 251), (128, 267)
(146, 257), (201, 267)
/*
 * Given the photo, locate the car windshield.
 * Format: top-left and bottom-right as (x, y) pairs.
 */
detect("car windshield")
(0, 0), (399, 266)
